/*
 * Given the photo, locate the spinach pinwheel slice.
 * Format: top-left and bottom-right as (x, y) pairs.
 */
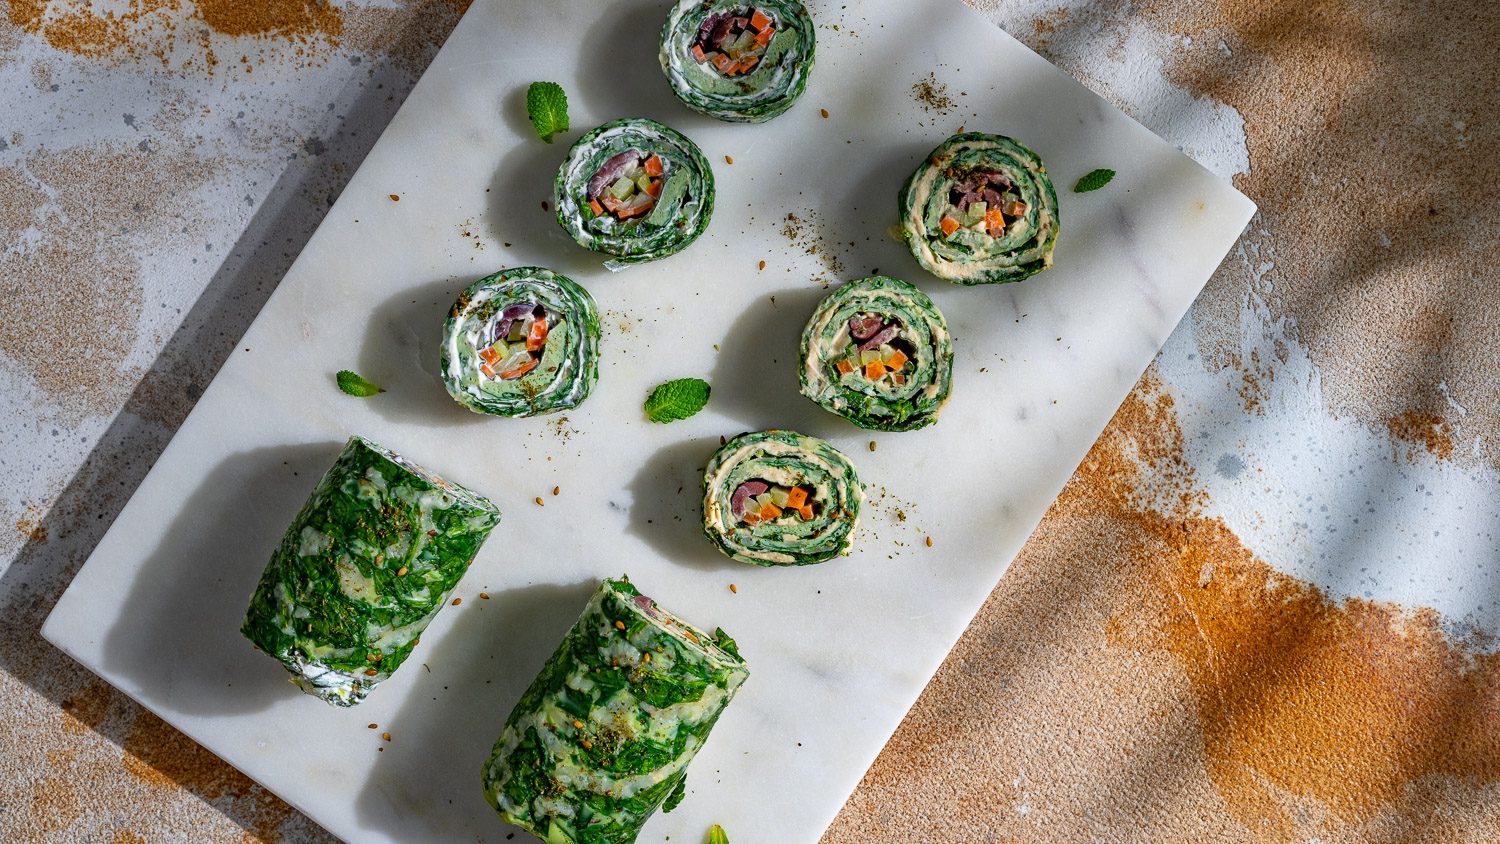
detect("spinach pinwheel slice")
(441, 266), (601, 418)
(800, 275), (954, 432)
(899, 132), (1060, 285)
(702, 430), (863, 566)
(659, 0), (815, 123)
(241, 436), (500, 707)
(482, 577), (748, 844)
(555, 118), (714, 270)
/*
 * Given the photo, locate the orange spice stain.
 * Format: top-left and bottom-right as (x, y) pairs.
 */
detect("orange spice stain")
(122, 711), (294, 842)
(59, 679), (115, 735)
(113, 831), (147, 844)
(1386, 409), (1455, 462)
(1065, 371), (1500, 839)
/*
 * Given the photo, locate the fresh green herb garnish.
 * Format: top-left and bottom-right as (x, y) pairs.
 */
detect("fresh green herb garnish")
(645, 377), (711, 423)
(1073, 168), (1116, 193)
(336, 370), (384, 397)
(662, 776), (688, 813)
(707, 824), (730, 844)
(526, 81), (570, 143)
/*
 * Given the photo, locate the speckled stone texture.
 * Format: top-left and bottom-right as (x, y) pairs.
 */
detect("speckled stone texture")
(2, 0), (1498, 842)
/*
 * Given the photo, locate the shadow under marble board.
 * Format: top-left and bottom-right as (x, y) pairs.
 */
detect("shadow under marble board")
(44, 0), (1254, 841)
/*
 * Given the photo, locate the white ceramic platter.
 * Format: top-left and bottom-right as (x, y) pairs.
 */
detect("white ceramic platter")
(44, 0), (1254, 841)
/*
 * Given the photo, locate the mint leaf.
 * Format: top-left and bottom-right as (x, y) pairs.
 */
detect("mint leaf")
(336, 370), (384, 397)
(712, 627), (742, 661)
(662, 775), (687, 813)
(645, 377), (710, 423)
(526, 81), (569, 143)
(1073, 168), (1116, 193)
(707, 825), (730, 844)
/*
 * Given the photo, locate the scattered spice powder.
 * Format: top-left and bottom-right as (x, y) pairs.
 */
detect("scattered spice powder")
(911, 72), (955, 113)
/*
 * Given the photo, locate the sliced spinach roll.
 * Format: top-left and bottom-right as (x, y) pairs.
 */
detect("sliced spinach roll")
(899, 132), (1060, 284)
(442, 266), (601, 417)
(800, 275), (954, 432)
(241, 436), (500, 707)
(659, 0), (815, 123)
(555, 118), (714, 270)
(702, 430), (862, 566)
(482, 576), (748, 843)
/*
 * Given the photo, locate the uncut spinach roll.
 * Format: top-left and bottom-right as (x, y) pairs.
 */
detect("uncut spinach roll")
(555, 118), (714, 270)
(800, 275), (953, 431)
(241, 436), (500, 706)
(482, 577), (748, 844)
(660, 0), (815, 123)
(702, 430), (863, 566)
(899, 132), (1060, 284)
(441, 266), (601, 418)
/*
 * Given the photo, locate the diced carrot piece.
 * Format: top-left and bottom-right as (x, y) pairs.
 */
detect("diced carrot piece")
(864, 360), (888, 380)
(741, 56), (760, 73)
(691, 44), (708, 64)
(753, 26), (774, 47)
(892, 373), (907, 387)
(500, 357), (539, 380)
(835, 359), (854, 375)
(758, 502), (783, 520)
(885, 349), (909, 370)
(588, 198), (604, 216)
(750, 9), (773, 31)
(644, 154), (664, 177)
(1004, 200), (1027, 217)
(526, 316), (548, 351)
(785, 487), (808, 509)
(712, 53), (733, 73)
(985, 207), (1006, 236)
(939, 216), (961, 237)
(645, 179), (663, 197)
(479, 346), (500, 365)
(798, 505), (815, 521)
(480, 362), (496, 379)
(743, 512), (762, 526)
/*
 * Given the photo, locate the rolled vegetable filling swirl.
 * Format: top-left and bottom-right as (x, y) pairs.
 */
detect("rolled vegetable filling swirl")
(899, 132), (1060, 285)
(659, 0), (815, 123)
(555, 118), (714, 270)
(702, 430), (863, 566)
(442, 266), (601, 418)
(481, 577), (748, 844)
(240, 436), (500, 707)
(800, 275), (954, 432)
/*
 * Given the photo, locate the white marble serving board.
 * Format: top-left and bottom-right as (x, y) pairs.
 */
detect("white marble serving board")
(43, 0), (1253, 841)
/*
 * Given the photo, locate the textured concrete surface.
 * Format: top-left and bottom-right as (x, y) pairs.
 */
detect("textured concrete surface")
(2, 0), (1497, 842)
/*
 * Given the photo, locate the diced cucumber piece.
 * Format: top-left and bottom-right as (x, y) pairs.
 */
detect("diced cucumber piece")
(729, 30), (755, 56)
(967, 201), (987, 223)
(860, 350), (881, 365)
(489, 341), (510, 360)
(644, 168), (690, 227)
(508, 320), (529, 342)
(608, 177), (636, 200)
(636, 174), (653, 193)
(877, 344), (895, 357)
(754, 493), (774, 509)
(769, 488), (790, 508)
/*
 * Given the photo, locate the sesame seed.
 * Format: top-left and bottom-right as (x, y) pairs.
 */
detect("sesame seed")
(926, 536), (934, 547)
(365, 668), (377, 676)
(581, 740), (593, 749)
(869, 440), (877, 451)
(758, 260), (766, 270)
(535, 497), (544, 506)
(615, 620), (626, 631)
(725, 155), (734, 164)
(367, 723), (378, 729)
(479, 592), (491, 599)
(452, 597), (463, 605)
(382, 732), (391, 741)
(552, 486), (560, 496)
(573, 720), (584, 729)
(729, 584), (738, 593)
(389, 194), (400, 202)
(821, 108), (829, 118)
(396, 567), (408, 577)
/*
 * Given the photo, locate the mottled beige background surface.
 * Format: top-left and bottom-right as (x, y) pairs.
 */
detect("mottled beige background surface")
(2, 1), (1498, 842)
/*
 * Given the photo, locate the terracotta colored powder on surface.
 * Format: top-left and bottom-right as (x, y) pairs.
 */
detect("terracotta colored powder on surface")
(825, 371), (1500, 843)
(1387, 409), (1455, 461)
(1141, 0), (1500, 469)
